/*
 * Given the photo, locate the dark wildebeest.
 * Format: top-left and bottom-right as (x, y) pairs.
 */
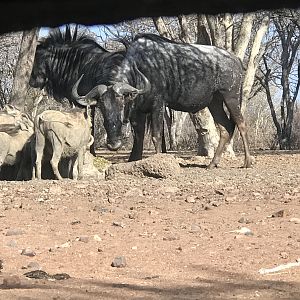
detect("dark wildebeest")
(72, 34), (252, 168)
(29, 26), (125, 153)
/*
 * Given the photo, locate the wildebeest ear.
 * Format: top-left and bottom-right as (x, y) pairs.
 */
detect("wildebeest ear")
(97, 85), (108, 97)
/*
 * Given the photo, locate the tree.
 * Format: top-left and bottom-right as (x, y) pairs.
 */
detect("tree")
(0, 32), (22, 108)
(258, 9), (300, 149)
(9, 28), (39, 111)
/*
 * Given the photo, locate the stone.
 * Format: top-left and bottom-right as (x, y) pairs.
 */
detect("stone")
(189, 224), (201, 232)
(5, 228), (24, 236)
(185, 196), (196, 203)
(21, 248), (36, 257)
(163, 235), (179, 241)
(27, 261), (41, 270)
(93, 235), (102, 242)
(238, 217), (252, 224)
(280, 252), (288, 259)
(78, 236), (89, 243)
(271, 210), (285, 218)
(111, 256), (126, 268)
(112, 221), (125, 228)
(290, 218), (300, 224)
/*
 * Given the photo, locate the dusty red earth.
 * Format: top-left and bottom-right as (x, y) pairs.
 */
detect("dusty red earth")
(1, 151), (300, 299)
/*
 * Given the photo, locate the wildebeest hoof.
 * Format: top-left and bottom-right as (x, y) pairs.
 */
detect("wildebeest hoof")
(206, 162), (218, 170)
(243, 156), (255, 168)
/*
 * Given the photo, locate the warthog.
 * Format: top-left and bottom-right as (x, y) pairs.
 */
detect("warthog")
(33, 109), (93, 180)
(0, 111), (34, 179)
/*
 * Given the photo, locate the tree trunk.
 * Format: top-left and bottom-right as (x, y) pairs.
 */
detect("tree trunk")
(234, 13), (255, 61)
(189, 109), (219, 157)
(241, 15), (270, 112)
(10, 28), (39, 111)
(152, 17), (174, 39)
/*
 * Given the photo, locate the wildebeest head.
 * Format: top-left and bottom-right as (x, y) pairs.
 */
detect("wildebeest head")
(72, 65), (151, 151)
(29, 25), (108, 101)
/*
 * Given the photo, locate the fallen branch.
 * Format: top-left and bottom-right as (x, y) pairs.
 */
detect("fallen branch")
(259, 259), (300, 275)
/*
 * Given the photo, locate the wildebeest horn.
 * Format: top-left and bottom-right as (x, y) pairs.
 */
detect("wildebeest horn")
(72, 74), (107, 106)
(133, 62), (151, 94)
(112, 63), (151, 98)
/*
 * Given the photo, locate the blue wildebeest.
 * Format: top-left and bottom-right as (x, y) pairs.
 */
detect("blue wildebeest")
(72, 33), (252, 168)
(29, 26), (125, 152)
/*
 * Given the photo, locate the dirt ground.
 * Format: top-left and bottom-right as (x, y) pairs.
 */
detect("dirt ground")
(1, 150), (300, 300)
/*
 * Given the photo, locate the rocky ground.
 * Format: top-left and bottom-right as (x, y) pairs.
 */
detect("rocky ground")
(1, 151), (300, 299)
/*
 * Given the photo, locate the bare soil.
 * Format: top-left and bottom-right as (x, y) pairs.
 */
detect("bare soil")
(1, 151), (300, 299)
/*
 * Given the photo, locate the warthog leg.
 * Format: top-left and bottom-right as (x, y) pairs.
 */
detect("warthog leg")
(48, 131), (63, 180)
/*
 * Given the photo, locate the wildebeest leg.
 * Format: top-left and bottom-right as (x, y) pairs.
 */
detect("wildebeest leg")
(223, 97), (252, 168)
(90, 106), (96, 156)
(151, 107), (164, 154)
(129, 111), (146, 162)
(34, 132), (45, 179)
(161, 122), (167, 153)
(207, 96), (235, 169)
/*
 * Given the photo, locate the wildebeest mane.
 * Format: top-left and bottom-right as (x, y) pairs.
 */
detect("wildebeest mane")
(40, 25), (107, 52)
(36, 25), (117, 101)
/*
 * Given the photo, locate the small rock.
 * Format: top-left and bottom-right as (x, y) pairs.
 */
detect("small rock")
(2, 275), (21, 288)
(131, 246), (138, 250)
(21, 248), (36, 257)
(56, 241), (71, 248)
(290, 218), (300, 224)
(6, 228), (24, 236)
(24, 270), (49, 279)
(238, 217), (252, 224)
(229, 227), (253, 236)
(78, 236), (89, 243)
(255, 206), (262, 211)
(111, 256), (126, 268)
(163, 235), (179, 241)
(6, 240), (17, 248)
(189, 224), (201, 232)
(0, 259), (3, 270)
(280, 251), (288, 259)
(215, 189), (224, 196)
(51, 273), (70, 280)
(185, 196), (196, 203)
(112, 221), (125, 228)
(93, 235), (102, 242)
(144, 275), (160, 280)
(70, 220), (81, 225)
(128, 212), (138, 219)
(162, 186), (180, 194)
(27, 261), (40, 270)
(271, 210), (285, 218)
